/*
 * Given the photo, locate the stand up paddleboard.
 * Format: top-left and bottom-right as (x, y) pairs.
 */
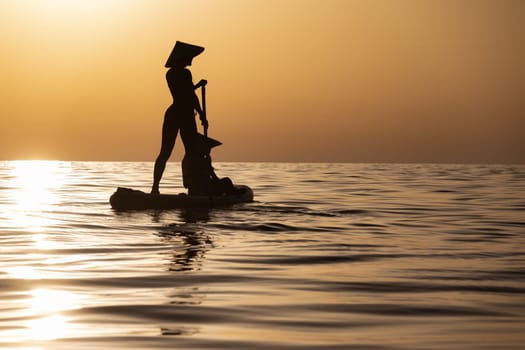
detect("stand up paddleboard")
(109, 185), (253, 210)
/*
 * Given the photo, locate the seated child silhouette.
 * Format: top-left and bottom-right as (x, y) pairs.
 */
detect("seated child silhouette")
(182, 133), (236, 196)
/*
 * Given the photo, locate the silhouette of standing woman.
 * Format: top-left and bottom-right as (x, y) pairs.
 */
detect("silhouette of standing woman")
(151, 41), (208, 194)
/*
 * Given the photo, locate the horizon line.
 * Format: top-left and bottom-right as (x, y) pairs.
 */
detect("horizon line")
(2, 159), (524, 166)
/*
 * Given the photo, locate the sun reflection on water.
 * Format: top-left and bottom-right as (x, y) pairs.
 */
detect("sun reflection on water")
(6, 160), (69, 232)
(25, 290), (77, 340)
(28, 288), (82, 314)
(6, 266), (43, 280)
(24, 314), (71, 341)
(1, 161), (81, 343)
(10, 161), (61, 208)
(0, 288), (82, 343)
(32, 233), (60, 250)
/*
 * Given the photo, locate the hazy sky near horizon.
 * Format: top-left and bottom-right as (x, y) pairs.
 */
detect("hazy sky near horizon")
(1, 0), (523, 163)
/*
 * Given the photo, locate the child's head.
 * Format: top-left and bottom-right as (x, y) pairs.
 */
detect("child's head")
(189, 133), (222, 157)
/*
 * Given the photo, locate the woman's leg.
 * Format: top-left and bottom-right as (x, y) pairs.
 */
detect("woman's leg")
(179, 118), (198, 154)
(152, 117), (178, 194)
(179, 119), (200, 194)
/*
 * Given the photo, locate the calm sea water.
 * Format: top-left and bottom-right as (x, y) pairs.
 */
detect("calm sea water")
(0, 161), (524, 350)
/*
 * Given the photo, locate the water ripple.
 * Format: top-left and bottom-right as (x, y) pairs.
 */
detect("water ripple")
(0, 162), (524, 350)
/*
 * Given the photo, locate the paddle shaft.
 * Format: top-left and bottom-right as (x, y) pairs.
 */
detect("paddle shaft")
(201, 84), (208, 138)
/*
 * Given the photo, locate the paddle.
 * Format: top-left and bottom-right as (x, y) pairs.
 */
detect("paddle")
(201, 84), (208, 138)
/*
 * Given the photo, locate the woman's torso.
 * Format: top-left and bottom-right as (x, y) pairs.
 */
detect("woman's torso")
(166, 67), (195, 116)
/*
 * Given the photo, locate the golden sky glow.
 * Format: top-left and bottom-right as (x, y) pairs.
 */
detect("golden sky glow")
(0, 0), (523, 162)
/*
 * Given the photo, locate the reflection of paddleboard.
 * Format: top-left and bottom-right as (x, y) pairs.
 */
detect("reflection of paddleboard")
(109, 185), (254, 210)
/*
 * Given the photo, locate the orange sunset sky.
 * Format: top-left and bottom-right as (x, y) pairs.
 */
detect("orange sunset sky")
(0, 0), (523, 163)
